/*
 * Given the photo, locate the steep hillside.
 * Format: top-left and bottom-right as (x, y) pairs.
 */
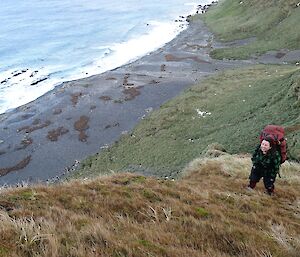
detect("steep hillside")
(1, 2), (299, 256)
(74, 65), (300, 179)
(201, 0), (300, 59)
(1, 155), (299, 257)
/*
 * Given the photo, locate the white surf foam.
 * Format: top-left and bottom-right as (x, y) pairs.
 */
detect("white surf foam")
(0, 67), (63, 114)
(74, 20), (188, 77)
(0, 0), (217, 114)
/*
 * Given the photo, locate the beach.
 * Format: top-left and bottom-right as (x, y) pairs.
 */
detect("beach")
(1, 16), (298, 186)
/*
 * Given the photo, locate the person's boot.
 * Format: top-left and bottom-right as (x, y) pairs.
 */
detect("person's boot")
(266, 186), (274, 196)
(248, 180), (257, 189)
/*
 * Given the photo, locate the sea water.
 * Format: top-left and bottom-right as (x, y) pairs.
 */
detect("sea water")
(0, 0), (213, 114)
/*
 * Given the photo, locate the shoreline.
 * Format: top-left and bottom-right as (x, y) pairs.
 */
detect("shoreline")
(0, 3), (207, 116)
(0, 14), (296, 186)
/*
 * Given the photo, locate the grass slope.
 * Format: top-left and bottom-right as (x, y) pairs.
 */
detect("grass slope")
(201, 0), (300, 59)
(75, 65), (300, 178)
(1, 155), (300, 257)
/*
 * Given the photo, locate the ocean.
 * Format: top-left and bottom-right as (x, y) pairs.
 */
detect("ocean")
(0, 0), (212, 114)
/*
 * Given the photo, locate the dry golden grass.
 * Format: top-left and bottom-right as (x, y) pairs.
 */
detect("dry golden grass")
(0, 155), (299, 257)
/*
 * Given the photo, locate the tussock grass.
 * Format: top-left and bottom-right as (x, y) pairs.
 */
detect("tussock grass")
(201, 0), (300, 59)
(0, 155), (299, 256)
(75, 65), (300, 178)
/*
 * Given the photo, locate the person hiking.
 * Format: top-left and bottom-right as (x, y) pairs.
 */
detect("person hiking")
(248, 138), (281, 195)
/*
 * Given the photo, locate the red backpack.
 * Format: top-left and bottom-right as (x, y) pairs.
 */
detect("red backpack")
(259, 125), (287, 164)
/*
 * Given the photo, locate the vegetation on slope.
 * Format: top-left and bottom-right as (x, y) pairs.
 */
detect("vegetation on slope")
(201, 0), (300, 59)
(0, 155), (300, 257)
(75, 65), (300, 178)
(1, 2), (299, 257)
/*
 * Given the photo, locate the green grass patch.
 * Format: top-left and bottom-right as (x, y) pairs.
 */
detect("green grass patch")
(0, 246), (9, 257)
(138, 239), (152, 247)
(74, 218), (90, 231)
(196, 207), (210, 217)
(131, 176), (146, 184)
(142, 190), (161, 202)
(9, 189), (37, 201)
(137, 240), (167, 255)
(73, 65), (300, 178)
(201, 0), (300, 59)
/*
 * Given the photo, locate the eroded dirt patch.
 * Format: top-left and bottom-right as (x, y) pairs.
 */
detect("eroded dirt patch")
(165, 54), (210, 63)
(47, 127), (69, 141)
(74, 116), (89, 142)
(275, 52), (286, 58)
(185, 42), (212, 50)
(0, 155), (31, 176)
(285, 124), (300, 133)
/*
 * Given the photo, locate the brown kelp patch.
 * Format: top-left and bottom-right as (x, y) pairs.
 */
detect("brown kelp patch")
(0, 155), (31, 176)
(20, 113), (35, 121)
(15, 137), (33, 150)
(149, 80), (160, 85)
(74, 116), (89, 142)
(17, 120), (51, 133)
(53, 108), (62, 115)
(123, 74), (132, 86)
(71, 92), (83, 107)
(123, 86), (143, 101)
(104, 122), (120, 129)
(99, 96), (112, 101)
(47, 127), (69, 142)
(32, 119), (41, 125)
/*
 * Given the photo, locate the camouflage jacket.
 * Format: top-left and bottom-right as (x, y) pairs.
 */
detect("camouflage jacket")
(251, 145), (281, 177)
